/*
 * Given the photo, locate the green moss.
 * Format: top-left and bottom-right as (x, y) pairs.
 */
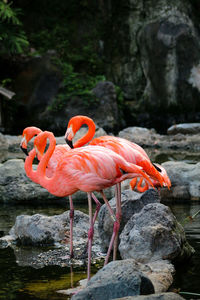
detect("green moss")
(47, 60), (106, 112)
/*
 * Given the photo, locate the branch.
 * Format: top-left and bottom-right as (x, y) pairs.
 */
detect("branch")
(0, 86), (15, 99)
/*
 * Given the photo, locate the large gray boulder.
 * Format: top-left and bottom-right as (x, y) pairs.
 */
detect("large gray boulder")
(91, 81), (120, 131)
(160, 161), (200, 200)
(8, 210), (92, 246)
(0, 159), (65, 204)
(67, 259), (175, 298)
(98, 189), (160, 251)
(72, 260), (154, 300)
(167, 123), (200, 135)
(119, 203), (194, 263)
(118, 126), (200, 151)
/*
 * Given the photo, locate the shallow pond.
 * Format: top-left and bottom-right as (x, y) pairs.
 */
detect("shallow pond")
(0, 201), (200, 300)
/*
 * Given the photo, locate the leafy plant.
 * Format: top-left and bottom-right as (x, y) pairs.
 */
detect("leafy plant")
(1, 77), (12, 87)
(48, 60), (105, 112)
(0, 0), (29, 55)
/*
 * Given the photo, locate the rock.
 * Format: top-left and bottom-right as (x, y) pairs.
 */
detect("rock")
(64, 259), (174, 298)
(118, 127), (158, 147)
(160, 161), (200, 200)
(0, 133), (23, 163)
(71, 259), (155, 300)
(8, 210), (93, 246)
(0, 235), (15, 248)
(1, 210), (105, 268)
(113, 292), (184, 300)
(118, 126), (200, 151)
(119, 203), (194, 263)
(167, 123), (200, 135)
(139, 8), (200, 112)
(0, 159), (64, 204)
(10, 242), (105, 269)
(102, 1), (200, 131)
(142, 260), (175, 293)
(98, 189), (160, 251)
(91, 81), (120, 132)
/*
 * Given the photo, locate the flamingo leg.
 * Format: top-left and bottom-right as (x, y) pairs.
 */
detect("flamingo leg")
(113, 183), (122, 261)
(130, 177), (138, 190)
(87, 192), (94, 281)
(100, 190), (120, 265)
(137, 178), (149, 193)
(80, 193), (101, 259)
(69, 195), (74, 259)
(91, 193), (101, 225)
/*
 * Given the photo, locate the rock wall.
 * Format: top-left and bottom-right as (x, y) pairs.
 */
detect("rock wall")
(103, 0), (200, 130)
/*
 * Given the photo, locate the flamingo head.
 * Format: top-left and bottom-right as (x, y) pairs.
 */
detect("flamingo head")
(34, 131), (51, 158)
(64, 125), (74, 148)
(20, 126), (42, 156)
(153, 163), (171, 189)
(64, 115), (95, 149)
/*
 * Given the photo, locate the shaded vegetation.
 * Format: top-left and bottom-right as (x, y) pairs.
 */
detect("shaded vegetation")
(0, 0), (29, 55)
(0, 0), (124, 111)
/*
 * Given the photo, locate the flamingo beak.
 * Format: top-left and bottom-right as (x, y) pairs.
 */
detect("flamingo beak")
(20, 145), (29, 156)
(64, 126), (74, 148)
(20, 136), (28, 156)
(65, 138), (74, 149)
(153, 163), (162, 173)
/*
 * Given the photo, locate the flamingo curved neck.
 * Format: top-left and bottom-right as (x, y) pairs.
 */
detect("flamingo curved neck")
(24, 148), (38, 182)
(32, 127), (42, 135)
(37, 133), (56, 180)
(74, 117), (96, 148)
(36, 132), (78, 197)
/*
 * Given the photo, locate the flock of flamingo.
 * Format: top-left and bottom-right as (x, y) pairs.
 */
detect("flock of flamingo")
(20, 115), (171, 281)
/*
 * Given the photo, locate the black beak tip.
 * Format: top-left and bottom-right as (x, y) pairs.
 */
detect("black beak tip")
(20, 145), (29, 156)
(153, 163), (162, 173)
(65, 138), (74, 149)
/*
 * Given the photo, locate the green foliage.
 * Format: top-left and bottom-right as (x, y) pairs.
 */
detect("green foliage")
(1, 77), (12, 87)
(29, 26), (103, 75)
(48, 60), (105, 112)
(115, 85), (124, 106)
(0, 0), (29, 55)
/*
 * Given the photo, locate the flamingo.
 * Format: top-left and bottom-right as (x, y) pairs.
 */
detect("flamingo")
(64, 116), (171, 260)
(64, 115), (170, 189)
(20, 126), (101, 259)
(26, 130), (153, 280)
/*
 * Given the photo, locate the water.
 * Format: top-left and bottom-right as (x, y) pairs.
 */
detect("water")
(168, 202), (200, 299)
(0, 204), (91, 300)
(0, 202), (200, 300)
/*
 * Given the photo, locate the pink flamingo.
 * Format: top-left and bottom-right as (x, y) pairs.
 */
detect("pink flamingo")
(26, 130), (153, 280)
(64, 115), (170, 189)
(64, 115), (171, 260)
(20, 126), (101, 259)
